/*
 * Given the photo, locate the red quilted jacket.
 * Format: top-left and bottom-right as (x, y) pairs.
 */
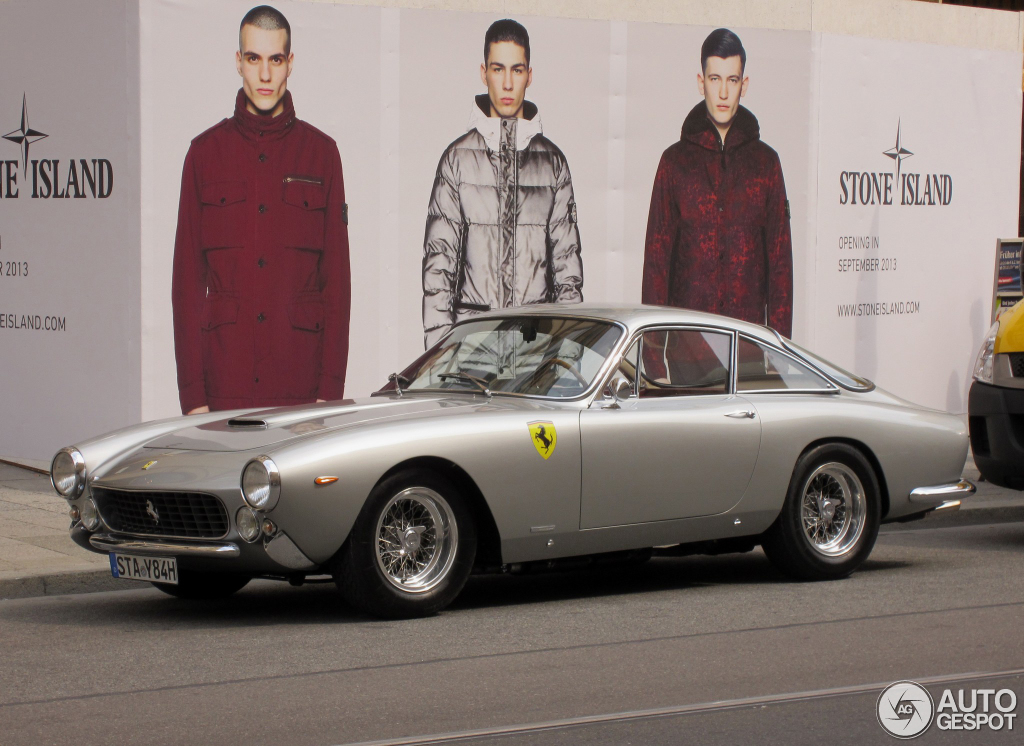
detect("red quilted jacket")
(642, 102), (793, 337)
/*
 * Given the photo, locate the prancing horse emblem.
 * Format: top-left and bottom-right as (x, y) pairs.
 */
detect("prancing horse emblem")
(146, 500), (160, 524)
(528, 421), (557, 460)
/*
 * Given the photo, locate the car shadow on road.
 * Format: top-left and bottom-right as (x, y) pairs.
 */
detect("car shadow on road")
(3, 550), (917, 627)
(452, 553), (787, 612)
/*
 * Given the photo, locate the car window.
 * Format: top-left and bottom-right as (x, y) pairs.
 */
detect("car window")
(779, 338), (874, 390)
(639, 328), (731, 397)
(397, 317), (622, 398)
(736, 336), (832, 392)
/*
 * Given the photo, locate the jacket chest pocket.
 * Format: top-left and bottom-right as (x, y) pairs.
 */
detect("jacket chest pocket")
(199, 181), (247, 248)
(282, 177), (326, 250)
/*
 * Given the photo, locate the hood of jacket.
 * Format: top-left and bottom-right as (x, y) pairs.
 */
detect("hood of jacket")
(468, 94), (543, 152)
(681, 101), (760, 153)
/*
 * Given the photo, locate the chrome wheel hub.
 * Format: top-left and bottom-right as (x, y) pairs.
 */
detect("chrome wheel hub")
(800, 462), (866, 558)
(375, 487), (458, 594)
(400, 526), (425, 554)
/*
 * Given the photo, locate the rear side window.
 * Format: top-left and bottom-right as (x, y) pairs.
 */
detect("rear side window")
(736, 337), (832, 392)
(639, 328), (732, 397)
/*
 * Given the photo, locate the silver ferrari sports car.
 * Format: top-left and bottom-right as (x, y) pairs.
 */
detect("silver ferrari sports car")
(51, 305), (973, 618)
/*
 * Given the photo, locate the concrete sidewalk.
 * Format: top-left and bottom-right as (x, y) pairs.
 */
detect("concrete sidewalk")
(0, 461), (143, 598)
(0, 456), (1021, 601)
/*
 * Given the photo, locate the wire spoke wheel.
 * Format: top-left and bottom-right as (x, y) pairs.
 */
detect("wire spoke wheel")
(374, 487), (458, 594)
(799, 462), (866, 558)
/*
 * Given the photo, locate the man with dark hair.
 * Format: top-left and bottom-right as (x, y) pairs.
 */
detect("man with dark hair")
(171, 5), (351, 414)
(240, 4), (291, 54)
(643, 27), (793, 336)
(421, 18), (583, 348)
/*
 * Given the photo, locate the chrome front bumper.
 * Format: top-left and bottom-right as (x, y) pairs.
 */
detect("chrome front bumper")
(89, 533), (240, 558)
(86, 531), (316, 571)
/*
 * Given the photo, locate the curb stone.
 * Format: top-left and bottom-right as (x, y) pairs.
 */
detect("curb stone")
(0, 569), (147, 601)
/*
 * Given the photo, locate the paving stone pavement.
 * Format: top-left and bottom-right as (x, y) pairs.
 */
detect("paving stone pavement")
(0, 453), (1021, 600)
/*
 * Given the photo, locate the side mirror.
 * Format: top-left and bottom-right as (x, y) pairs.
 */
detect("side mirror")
(602, 375), (633, 407)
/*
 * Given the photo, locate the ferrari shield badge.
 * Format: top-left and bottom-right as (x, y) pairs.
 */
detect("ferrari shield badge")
(141, 460), (158, 470)
(528, 421), (557, 460)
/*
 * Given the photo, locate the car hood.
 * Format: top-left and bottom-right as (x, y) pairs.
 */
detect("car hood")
(143, 395), (523, 453)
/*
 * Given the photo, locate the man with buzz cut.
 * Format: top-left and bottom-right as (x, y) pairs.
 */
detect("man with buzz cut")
(171, 5), (351, 414)
(643, 27), (793, 337)
(421, 18), (583, 348)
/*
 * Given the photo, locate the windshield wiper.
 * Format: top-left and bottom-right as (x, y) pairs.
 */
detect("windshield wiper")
(388, 372), (410, 397)
(438, 373), (491, 397)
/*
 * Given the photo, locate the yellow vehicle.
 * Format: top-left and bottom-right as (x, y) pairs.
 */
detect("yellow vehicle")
(970, 300), (1024, 489)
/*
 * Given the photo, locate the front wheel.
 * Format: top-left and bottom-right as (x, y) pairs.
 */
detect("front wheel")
(333, 469), (477, 619)
(762, 444), (881, 580)
(152, 570), (250, 600)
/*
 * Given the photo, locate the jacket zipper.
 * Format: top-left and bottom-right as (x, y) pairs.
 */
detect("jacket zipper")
(283, 175), (324, 186)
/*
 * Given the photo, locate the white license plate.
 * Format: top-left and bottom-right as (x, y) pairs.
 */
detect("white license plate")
(109, 553), (178, 585)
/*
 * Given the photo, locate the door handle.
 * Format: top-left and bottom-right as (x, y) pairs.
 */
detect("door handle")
(725, 410), (756, 419)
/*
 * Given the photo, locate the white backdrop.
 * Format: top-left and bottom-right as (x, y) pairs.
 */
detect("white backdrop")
(811, 34), (1022, 412)
(0, 0), (141, 461)
(0, 0), (1019, 461)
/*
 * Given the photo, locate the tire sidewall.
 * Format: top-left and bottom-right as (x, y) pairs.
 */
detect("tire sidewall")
(337, 469), (477, 618)
(766, 444), (881, 580)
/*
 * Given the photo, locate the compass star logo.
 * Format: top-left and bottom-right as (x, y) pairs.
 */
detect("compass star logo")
(882, 119), (913, 182)
(876, 680), (935, 739)
(2, 94), (48, 174)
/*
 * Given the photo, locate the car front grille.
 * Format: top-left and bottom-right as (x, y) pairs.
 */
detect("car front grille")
(93, 487), (230, 539)
(1009, 353), (1024, 378)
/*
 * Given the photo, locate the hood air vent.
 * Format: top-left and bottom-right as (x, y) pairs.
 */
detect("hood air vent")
(226, 418), (269, 429)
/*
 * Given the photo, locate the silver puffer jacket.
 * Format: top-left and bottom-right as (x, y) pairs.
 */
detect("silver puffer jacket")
(422, 95), (584, 348)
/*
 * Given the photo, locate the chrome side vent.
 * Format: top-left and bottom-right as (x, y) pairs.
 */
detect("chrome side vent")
(227, 418), (269, 429)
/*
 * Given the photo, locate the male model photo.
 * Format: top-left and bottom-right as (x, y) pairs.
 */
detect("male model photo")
(172, 5), (351, 413)
(421, 19), (583, 348)
(642, 28), (793, 337)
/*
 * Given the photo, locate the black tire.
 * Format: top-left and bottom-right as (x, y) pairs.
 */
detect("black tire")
(762, 443), (881, 580)
(332, 469), (477, 619)
(152, 570), (251, 600)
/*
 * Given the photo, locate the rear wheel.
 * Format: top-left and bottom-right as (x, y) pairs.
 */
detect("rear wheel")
(333, 469), (477, 619)
(152, 570), (250, 600)
(762, 444), (880, 580)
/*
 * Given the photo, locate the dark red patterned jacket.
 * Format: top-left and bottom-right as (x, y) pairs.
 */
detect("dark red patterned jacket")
(642, 102), (793, 337)
(172, 90), (351, 413)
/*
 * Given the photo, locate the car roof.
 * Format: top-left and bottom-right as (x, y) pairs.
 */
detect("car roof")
(470, 303), (784, 347)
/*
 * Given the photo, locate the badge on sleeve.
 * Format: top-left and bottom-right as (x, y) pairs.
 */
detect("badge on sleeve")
(342, 202), (349, 225)
(528, 421), (557, 460)
(569, 201), (578, 224)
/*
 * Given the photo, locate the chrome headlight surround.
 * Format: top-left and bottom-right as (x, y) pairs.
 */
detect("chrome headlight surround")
(51, 447), (87, 499)
(240, 456), (281, 512)
(973, 320), (1000, 384)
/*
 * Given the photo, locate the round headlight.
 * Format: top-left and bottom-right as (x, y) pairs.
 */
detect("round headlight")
(51, 447), (86, 498)
(241, 456), (280, 511)
(235, 507), (261, 543)
(80, 499), (100, 531)
(973, 320), (1000, 384)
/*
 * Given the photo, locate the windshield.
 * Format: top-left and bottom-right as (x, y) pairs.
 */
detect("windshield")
(389, 317), (622, 398)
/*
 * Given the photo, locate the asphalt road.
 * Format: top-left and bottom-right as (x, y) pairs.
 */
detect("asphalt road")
(1, 518), (1022, 746)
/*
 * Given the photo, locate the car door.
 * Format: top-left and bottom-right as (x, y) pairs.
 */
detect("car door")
(579, 326), (762, 529)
